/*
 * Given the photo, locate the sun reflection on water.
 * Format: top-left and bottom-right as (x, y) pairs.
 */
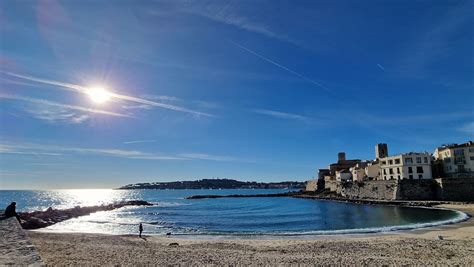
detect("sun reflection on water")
(34, 189), (138, 210)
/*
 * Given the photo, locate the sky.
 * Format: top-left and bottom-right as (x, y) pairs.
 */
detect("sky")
(0, 0), (473, 189)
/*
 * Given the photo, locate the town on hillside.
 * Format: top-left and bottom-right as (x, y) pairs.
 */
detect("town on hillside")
(306, 141), (474, 201)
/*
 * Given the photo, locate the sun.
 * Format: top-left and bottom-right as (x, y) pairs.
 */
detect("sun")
(87, 87), (111, 104)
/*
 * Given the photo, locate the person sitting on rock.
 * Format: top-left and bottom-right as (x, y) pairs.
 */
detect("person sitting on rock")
(4, 202), (21, 222)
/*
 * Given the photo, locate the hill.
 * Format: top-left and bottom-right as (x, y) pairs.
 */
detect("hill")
(117, 178), (305, 190)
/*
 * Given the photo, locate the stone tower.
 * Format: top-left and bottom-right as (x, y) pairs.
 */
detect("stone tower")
(375, 143), (388, 159)
(338, 152), (346, 162)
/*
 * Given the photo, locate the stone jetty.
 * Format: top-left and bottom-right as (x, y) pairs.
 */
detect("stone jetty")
(19, 200), (152, 230)
(0, 211), (44, 265)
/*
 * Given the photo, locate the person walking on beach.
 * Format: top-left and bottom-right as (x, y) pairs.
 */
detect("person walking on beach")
(4, 202), (21, 222)
(139, 223), (143, 238)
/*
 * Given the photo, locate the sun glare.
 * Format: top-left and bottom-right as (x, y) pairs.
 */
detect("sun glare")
(87, 87), (111, 104)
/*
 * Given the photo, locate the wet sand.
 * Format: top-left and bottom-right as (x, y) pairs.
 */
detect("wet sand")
(28, 203), (474, 265)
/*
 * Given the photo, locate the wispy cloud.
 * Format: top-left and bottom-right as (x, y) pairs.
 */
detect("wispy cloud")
(0, 94), (132, 119)
(253, 109), (308, 122)
(1, 71), (215, 117)
(458, 122), (474, 135)
(123, 140), (157, 144)
(230, 41), (331, 93)
(178, 153), (253, 163)
(26, 107), (90, 124)
(121, 104), (154, 110)
(171, 2), (298, 46)
(0, 142), (185, 161)
(0, 141), (253, 162)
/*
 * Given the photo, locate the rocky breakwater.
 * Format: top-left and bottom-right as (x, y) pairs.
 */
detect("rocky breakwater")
(186, 191), (302, 199)
(19, 200), (152, 229)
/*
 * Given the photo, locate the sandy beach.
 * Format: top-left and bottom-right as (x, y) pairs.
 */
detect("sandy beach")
(26, 203), (474, 266)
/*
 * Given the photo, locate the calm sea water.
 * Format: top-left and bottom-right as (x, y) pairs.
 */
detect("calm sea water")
(0, 189), (467, 236)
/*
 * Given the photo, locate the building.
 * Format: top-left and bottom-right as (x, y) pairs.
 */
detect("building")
(329, 152), (361, 175)
(375, 143), (388, 159)
(433, 141), (474, 178)
(365, 161), (380, 180)
(379, 152), (433, 180)
(317, 169), (330, 180)
(350, 162), (368, 182)
(335, 169), (352, 181)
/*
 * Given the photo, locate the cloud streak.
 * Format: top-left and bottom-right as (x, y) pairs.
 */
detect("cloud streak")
(0, 142), (253, 162)
(123, 140), (157, 144)
(230, 41), (331, 93)
(377, 64), (386, 72)
(458, 122), (474, 135)
(0, 94), (132, 118)
(26, 107), (91, 124)
(253, 109), (308, 122)
(1, 71), (215, 117)
(183, 4), (298, 46)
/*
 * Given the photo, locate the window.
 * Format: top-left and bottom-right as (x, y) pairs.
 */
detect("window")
(408, 167), (413, 173)
(389, 168), (393, 174)
(405, 158), (413, 164)
(418, 174), (423, 179)
(395, 159), (400, 164)
(397, 175), (400, 180)
(416, 157), (422, 164)
(469, 148), (474, 152)
(390, 176), (393, 179)
(454, 149), (464, 155)
(389, 160), (393, 165)
(383, 169), (386, 175)
(445, 158), (451, 163)
(424, 157), (428, 163)
(470, 156), (474, 161)
(397, 167), (400, 174)
(381, 161), (386, 165)
(409, 175), (413, 179)
(416, 166), (423, 173)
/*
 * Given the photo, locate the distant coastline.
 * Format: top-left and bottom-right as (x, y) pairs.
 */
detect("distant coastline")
(117, 178), (306, 190)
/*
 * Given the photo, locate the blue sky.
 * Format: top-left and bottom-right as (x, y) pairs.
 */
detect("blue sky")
(0, 0), (473, 189)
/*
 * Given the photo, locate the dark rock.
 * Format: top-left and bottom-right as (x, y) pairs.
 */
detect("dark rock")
(18, 200), (153, 230)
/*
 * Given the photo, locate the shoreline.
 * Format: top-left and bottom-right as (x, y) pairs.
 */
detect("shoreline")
(26, 203), (474, 265)
(29, 202), (471, 240)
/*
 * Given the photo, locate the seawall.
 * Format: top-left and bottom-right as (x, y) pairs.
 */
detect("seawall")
(0, 212), (43, 265)
(326, 178), (474, 201)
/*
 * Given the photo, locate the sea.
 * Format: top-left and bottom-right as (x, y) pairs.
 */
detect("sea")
(0, 189), (468, 237)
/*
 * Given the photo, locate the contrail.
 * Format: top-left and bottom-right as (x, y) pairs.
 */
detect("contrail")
(229, 41), (332, 93)
(123, 139), (157, 144)
(0, 94), (133, 118)
(1, 71), (214, 117)
(377, 64), (386, 72)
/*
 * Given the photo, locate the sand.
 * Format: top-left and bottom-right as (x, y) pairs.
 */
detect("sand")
(28, 203), (474, 266)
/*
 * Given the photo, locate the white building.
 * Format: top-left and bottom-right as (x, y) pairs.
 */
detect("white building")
(335, 169), (352, 181)
(433, 141), (474, 178)
(379, 152), (433, 180)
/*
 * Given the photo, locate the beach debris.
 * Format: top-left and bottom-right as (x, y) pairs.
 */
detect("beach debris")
(166, 232), (172, 236)
(168, 242), (179, 247)
(438, 235), (444, 240)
